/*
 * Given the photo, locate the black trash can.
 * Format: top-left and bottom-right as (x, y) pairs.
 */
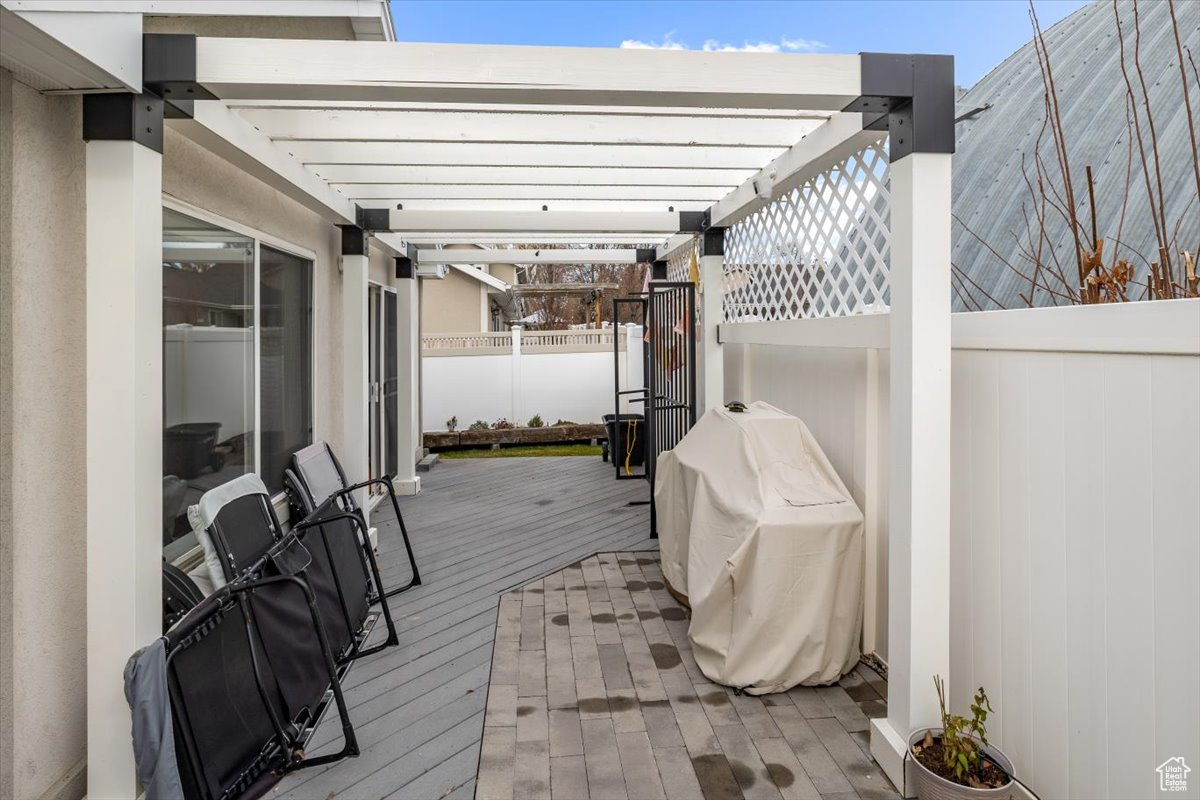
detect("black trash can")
(164, 422), (221, 479)
(603, 413), (644, 467)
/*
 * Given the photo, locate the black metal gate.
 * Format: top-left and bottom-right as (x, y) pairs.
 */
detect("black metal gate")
(645, 281), (697, 537)
(611, 296), (648, 481)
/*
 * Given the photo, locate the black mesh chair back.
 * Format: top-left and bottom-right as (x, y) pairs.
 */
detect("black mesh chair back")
(193, 475), (283, 584)
(287, 442), (421, 599)
(165, 575), (358, 800)
(284, 467), (372, 659)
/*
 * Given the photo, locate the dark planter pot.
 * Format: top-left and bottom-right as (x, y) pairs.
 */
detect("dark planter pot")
(908, 730), (1014, 800)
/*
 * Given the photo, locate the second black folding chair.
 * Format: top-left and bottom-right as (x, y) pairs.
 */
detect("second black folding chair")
(284, 441), (421, 599)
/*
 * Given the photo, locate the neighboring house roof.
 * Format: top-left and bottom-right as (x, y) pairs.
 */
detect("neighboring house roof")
(950, 0), (1200, 310)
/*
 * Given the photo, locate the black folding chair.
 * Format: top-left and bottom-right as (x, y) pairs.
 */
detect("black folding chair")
(192, 473), (397, 664)
(285, 441), (421, 599)
(165, 573), (358, 800)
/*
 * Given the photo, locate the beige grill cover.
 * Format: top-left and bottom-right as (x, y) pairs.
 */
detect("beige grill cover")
(655, 401), (863, 693)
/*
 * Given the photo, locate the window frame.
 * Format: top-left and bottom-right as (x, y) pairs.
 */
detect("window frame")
(161, 196), (317, 554)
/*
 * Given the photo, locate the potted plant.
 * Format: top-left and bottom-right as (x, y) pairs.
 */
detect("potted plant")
(909, 676), (1014, 799)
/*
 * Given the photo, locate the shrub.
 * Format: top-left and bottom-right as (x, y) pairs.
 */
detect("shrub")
(446, 415), (458, 432)
(468, 420), (489, 431)
(492, 418), (515, 430)
(527, 414), (544, 428)
(553, 419), (577, 426)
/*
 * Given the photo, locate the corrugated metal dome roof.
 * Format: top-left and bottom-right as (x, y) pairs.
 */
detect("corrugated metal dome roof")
(951, 0), (1199, 310)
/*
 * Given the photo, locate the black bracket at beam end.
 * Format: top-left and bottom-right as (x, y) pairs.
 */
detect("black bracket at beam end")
(678, 210), (709, 233)
(340, 225), (369, 257)
(143, 34), (217, 107)
(635, 248), (657, 264)
(845, 52), (955, 162)
(356, 206), (391, 231)
(650, 260), (668, 280)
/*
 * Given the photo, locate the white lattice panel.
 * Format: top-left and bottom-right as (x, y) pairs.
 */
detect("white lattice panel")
(723, 138), (890, 322)
(666, 240), (695, 283)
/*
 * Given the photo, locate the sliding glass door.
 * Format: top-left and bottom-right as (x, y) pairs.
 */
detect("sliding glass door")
(368, 284), (399, 494)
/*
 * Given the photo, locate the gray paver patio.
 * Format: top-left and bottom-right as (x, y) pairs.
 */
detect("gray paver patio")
(478, 553), (898, 800)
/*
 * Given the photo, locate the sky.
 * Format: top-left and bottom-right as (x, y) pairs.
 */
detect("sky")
(388, 0), (1090, 88)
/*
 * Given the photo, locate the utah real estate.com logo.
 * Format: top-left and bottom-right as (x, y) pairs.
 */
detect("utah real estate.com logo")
(1157, 757), (1190, 793)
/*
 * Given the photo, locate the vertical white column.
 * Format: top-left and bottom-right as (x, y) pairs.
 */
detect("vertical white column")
(698, 247), (724, 415)
(870, 151), (953, 793)
(510, 325), (522, 425)
(342, 242), (370, 514)
(85, 138), (163, 798)
(395, 270), (421, 495)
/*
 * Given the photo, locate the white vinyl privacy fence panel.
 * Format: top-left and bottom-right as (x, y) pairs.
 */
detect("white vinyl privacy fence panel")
(723, 300), (1200, 800)
(724, 138), (890, 321)
(423, 326), (644, 430)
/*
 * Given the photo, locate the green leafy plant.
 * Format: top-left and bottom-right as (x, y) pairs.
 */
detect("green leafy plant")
(527, 414), (544, 428)
(468, 420), (489, 431)
(935, 675), (992, 782)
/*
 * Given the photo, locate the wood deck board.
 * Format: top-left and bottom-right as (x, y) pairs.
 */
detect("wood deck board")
(272, 456), (655, 800)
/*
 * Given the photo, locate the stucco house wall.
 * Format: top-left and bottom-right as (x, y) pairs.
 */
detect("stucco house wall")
(421, 268), (489, 334)
(0, 69), (396, 800)
(0, 68), (89, 800)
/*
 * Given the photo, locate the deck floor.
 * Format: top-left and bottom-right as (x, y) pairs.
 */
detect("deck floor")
(477, 553), (897, 800)
(272, 455), (655, 800)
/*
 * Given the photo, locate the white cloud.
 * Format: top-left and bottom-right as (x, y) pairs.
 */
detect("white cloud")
(620, 30), (687, 50)
(619, 34), (827, 53)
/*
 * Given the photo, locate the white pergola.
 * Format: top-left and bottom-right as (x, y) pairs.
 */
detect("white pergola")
(20, 21), (954, 796)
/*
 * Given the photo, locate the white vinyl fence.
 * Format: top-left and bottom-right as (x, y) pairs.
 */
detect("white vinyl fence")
(423, 325), (644, 430)
(723, 299), (1200, 800)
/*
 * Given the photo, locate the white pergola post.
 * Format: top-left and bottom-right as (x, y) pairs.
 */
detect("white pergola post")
(83, 97), (164, 799)
(341, 227), (370, 514)
(870, 150), (953, 793)
(698, 229), (726, 415)
(394, 256), (421, 494)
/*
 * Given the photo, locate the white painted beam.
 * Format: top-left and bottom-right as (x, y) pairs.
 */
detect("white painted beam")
(287, 141), (782, 170)
(386, 210), (680, 235)
(656, 233), (697, 261)
(871, 151), (953, 794)
(316, 164), (754, 187)
(228, 99), (832, 118)
(170, 101), (357, 224)
(0, 6), (141, 92)
(399, 233), (665, 245)
(342, 184), (727, 201)
(197, 38), (862, 109)
(418, 248), (643, 265)
(709, 114), (882, 228)
(366, 199), (707, 213)
(235, 107), (822, 147)
(85, 139), (162, 799)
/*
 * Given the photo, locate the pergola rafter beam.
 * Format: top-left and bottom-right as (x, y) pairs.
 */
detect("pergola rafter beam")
(286, 141), (784, 170)
(195, 38), (862, 109)
(708, 113), (881, 228)
(344, 184), (727, 201)
(361, 199), (708, 213)
(382, 210), (681, 235)
(233, 107), (825, 147)
(417, 248), (648, 265)
(315, 165), (755, 186)
(169, 99), (358, 224)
